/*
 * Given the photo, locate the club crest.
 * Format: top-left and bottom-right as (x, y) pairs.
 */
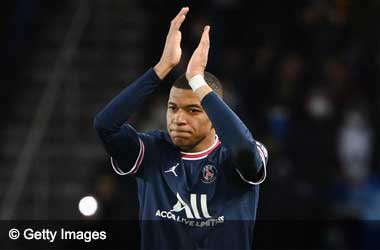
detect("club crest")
(201, 165), (217, 184)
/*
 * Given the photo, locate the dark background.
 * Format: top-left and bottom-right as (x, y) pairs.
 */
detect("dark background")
(1, 0), (380, 249)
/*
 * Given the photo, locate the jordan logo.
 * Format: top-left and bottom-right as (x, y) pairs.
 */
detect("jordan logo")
(164, 163), (179, 177)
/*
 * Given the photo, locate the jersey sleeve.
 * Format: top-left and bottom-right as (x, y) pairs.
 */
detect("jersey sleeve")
(94, 68), (161, 176)
(108, 125), (145, 175)
(235, 141), (268, 185)
(200, 92), (268, 185)
(110, 129), (163, 178)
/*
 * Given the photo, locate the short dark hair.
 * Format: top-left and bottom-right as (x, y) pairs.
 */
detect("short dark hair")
(172, 72), (223, 97)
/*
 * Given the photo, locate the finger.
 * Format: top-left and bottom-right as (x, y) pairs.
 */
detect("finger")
(173, 11), (187, 31)
(169, 8), (189, 36)
(201, 26), (210, 45)
(169, 7), (189, 34)
(197, 25), (210, 50)
(173, 7), (189, 22)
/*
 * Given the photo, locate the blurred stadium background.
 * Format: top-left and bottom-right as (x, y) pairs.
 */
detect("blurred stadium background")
(1, 0), (380, 248)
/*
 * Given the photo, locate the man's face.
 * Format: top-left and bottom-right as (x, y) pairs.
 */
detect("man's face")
(166, 87), (213, 151)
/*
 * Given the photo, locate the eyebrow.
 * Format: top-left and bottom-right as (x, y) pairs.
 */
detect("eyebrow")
(168, 102), (202, 109)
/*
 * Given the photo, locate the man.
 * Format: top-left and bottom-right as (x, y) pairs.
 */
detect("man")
(94, 7), (268, 250)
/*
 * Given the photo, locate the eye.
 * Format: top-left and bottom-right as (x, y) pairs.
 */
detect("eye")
(168, 106), (177, 111)
(189, 108), (201, 113)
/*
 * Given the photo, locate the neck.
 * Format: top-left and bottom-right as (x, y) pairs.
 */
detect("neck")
(182, 130), (217, 153)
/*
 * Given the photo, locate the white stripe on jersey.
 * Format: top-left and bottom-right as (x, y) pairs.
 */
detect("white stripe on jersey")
(236, 141), (268, 185)
(111, 137), (145, 175)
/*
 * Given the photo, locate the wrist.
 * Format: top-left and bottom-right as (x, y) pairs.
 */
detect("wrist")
(188, 74), (207, 91)
(186, 72), (203, 81)
(188, 74), (212, 100)
(153, 61), (173, 80)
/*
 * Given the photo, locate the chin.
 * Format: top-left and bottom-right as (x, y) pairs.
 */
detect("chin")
(172, 137), (193, 148)
(172, 137), (188, 145)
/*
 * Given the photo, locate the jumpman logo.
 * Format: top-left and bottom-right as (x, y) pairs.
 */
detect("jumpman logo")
(164, 163), (179, 177)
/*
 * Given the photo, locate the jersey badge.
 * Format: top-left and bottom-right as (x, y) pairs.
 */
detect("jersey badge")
(201, 165), (217, 184)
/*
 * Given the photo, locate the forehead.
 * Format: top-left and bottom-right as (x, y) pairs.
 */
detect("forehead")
(168, 87), (201, 106)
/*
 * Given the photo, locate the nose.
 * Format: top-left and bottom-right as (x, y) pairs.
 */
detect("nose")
(173, 110), (187, 125)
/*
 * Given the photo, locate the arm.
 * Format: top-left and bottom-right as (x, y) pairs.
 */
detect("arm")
(200, 92), (267, 184)
(185, 26), (267, 184)
(94, 69), (161, 175)
(94, 7), (189, 175)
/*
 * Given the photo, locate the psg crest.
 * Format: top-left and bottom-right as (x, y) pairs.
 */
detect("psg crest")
(201, 165), (217, 184)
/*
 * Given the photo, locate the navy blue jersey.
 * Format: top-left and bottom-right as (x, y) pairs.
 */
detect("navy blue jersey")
(94, 68), (268, 249)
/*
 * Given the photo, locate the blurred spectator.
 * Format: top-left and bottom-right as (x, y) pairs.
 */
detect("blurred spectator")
(327, 106), (380, 248)
(338, 108), (372, 184)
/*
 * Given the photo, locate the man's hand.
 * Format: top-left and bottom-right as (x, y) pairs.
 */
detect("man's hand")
(154, 7), (189, 80)
(186, 25), (210, 81)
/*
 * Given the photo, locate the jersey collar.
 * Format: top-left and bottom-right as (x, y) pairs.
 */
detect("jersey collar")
(180, 135), (221, 160)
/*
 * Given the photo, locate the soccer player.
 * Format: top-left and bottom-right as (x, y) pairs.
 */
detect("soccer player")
(94, 7), (268, 250)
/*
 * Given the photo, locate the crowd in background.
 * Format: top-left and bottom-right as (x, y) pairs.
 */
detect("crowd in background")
(134, 0), (380, 248)
(136, 0), (380, 218)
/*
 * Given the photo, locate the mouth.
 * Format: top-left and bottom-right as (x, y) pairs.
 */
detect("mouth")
(170, 130), (192, 138)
